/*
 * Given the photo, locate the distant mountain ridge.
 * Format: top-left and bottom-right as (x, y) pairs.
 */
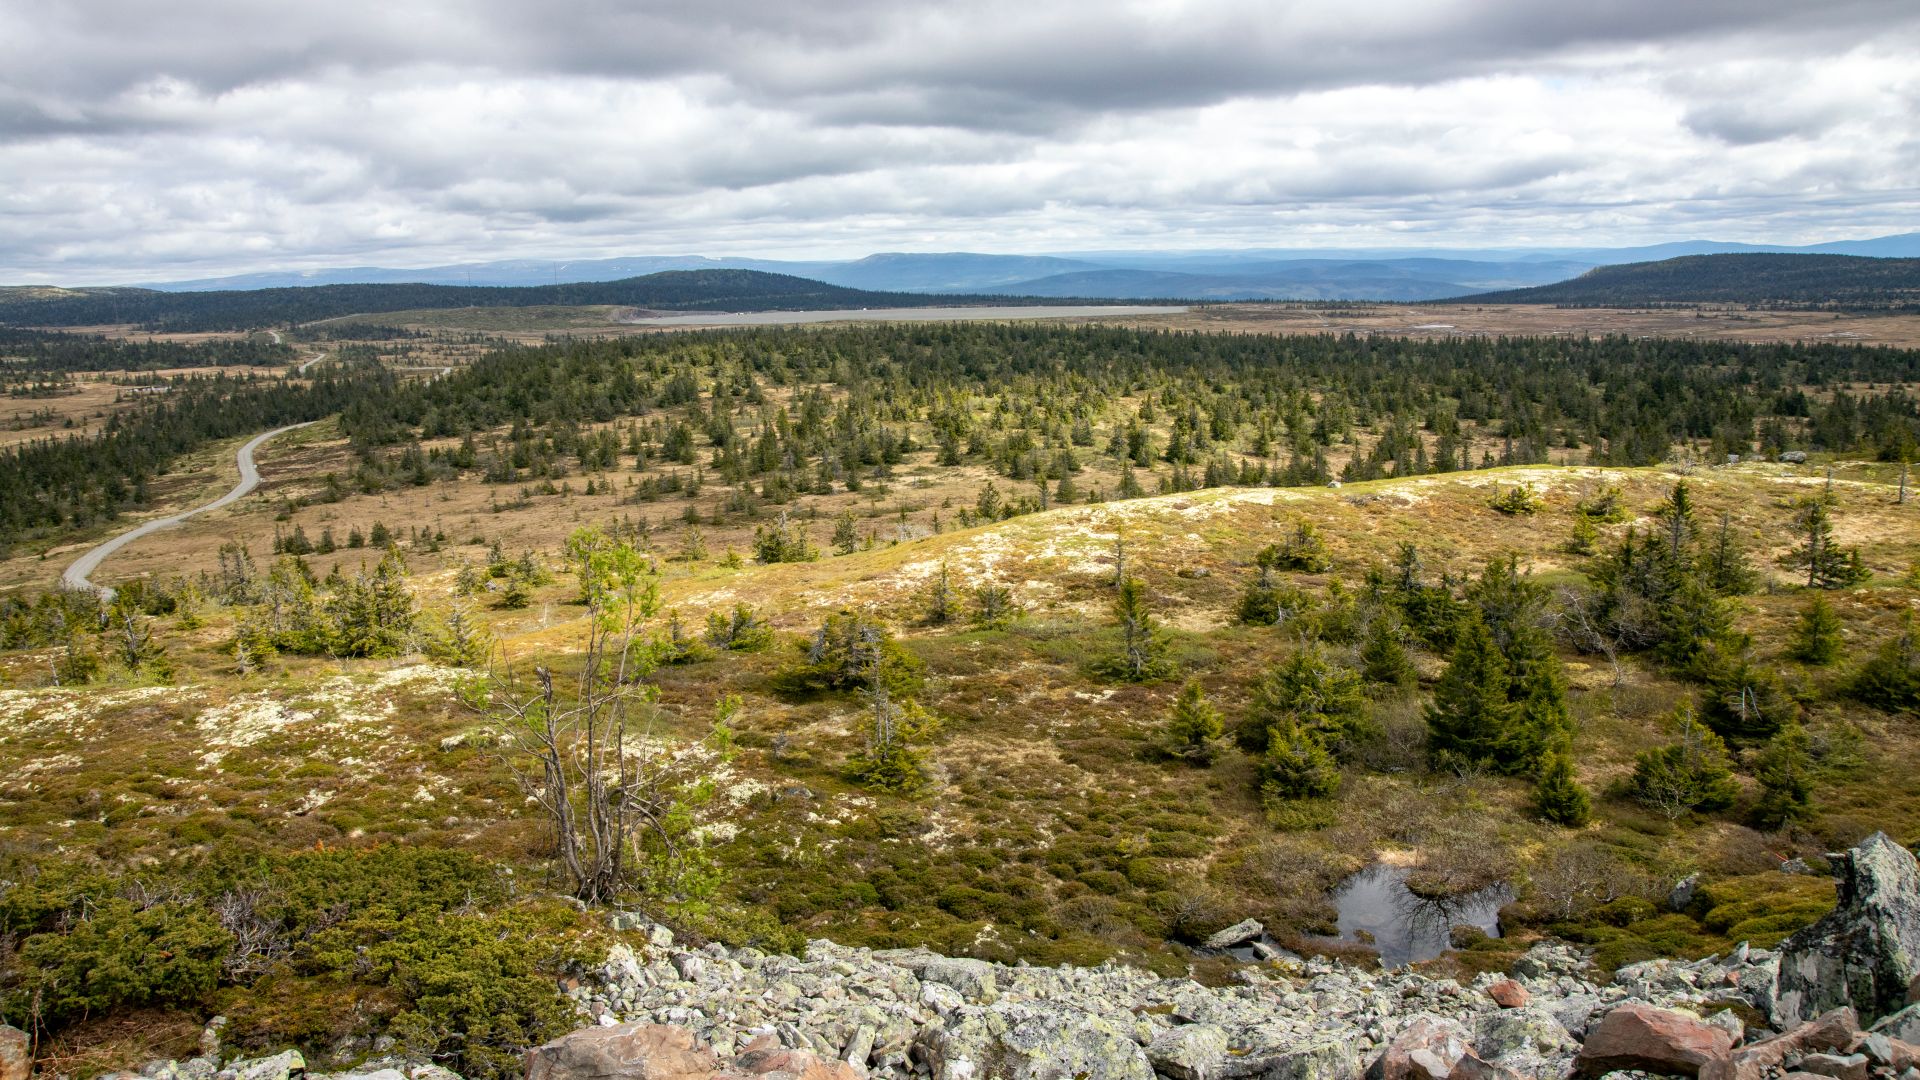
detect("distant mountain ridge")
(118, 233), (1920, 301)
(1458, 253), (1920, 309)
(0, 269), (1107, 333)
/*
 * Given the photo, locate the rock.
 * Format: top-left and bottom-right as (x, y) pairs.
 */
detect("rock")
(1576, 1003), (1733, 1077)
(1705, 1010), (1745, 1046)
(0, 1026), (28, 1080)
(716, 1046), (863, 1079)
(1364, 1016), (1468, 1080)
(1782, 451), (1809, 463)
(1442, 1052), (1522, 1080)
(1205, 920), (1266, 951)
(1796, 1052), (1869, 1080)
(916, 1003), (1153, 1080)
(229, 1051), (306, 1080)
(1485, 981), (1529, 1009)
(918, 981), (966, 1017)
(1252, 1039), (1360, 1080)
(1782, 858), (1815, 876)
(1148, 1024), (1229, 1080)
(1672, 874), (1702, 912)
(1775, 833), (1920, 1027)
(917, 958), (999, 1005)
(1701, 1008), (1859, 1080)
(1874, 1003), (1920, 1044)
(1473, 1007), (1575, 1063)
(524, 1023), (718, 1080)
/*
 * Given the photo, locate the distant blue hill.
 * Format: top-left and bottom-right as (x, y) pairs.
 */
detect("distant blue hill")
(118, 233), (1920, 301)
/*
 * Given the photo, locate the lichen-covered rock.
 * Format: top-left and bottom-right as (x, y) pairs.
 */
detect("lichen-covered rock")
(1147, 1024), (1228, 1080)
(915, 1002), (1152, 1080)
(1872, 1002), (1920, 1044)
(1472, 1006), (1575, 1064)
(224, 1050), (306, 1080)
(1256, 1039), (1361, 1080)
(1774, 833), (1920, 1028)
(1205, 920), (1266, 951)
(917, 959), (999, 1005)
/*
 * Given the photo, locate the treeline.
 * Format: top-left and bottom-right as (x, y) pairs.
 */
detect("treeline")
(0, 270), (1078, 332)
(331, 324), (1920, 498)
(0, 365), (397, 550)
(0, 326), (292, 372)
(1464, 254), (1920, 310)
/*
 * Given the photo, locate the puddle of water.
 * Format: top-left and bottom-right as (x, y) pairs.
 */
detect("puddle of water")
(1326, 863), (1514, 968)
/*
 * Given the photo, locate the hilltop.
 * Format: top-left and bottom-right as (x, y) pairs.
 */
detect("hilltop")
(1460, 254), (1920, 310)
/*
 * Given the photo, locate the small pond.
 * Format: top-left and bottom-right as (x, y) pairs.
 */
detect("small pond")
(1326, 863), (1514, 968)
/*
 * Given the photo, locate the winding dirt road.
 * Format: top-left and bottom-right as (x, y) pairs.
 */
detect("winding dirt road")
(62, 422), (317, 597)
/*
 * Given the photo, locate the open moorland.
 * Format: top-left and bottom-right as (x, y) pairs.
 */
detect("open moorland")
(0, 311), (1916, 1076)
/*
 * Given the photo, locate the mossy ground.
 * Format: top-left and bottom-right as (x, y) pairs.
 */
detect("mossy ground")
(3, 461), (1915, 1070)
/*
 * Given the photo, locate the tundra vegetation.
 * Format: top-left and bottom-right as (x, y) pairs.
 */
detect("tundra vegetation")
(0, 318), (1916, 1074)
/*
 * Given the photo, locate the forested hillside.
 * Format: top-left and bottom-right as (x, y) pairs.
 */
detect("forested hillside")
(1463, 253), (1920, 309)
(0, 270), (1068, 332)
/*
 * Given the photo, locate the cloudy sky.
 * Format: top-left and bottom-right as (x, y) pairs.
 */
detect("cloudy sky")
(3, 0), (1918, 283)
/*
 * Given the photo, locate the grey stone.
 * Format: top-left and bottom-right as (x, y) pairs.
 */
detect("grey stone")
(1148, 1024), (1229, 1080)
(1472, 1007), (1576, 1062)
(1775, 833), (1920, 1028)
(1205, 919), (1267, 951)
(1671, 874), (1701, 912)
(918, 957), (1000, 1004)
(228, 1051), (305, 1080)
(1873, 1003), (1920, 1044)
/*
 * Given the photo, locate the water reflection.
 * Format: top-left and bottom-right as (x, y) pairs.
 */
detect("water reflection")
(1327, 863), (1514, 968)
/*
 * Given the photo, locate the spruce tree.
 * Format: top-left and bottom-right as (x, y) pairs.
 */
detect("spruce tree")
(1629, 704), (1739, 820)
(1534, 752), (1592, 827)
(1699, 512), (1759, 596)
(920, 559), (960, 626)
(1425, 612), (1515, 772)
(1162, 680), (1227, 765)
(1360, 615), (1418, 691)
(1245, 645), (1371, 756)
(1784, 500), (1871, 590)
(1849, 612), (1920, 712)
(1260, 718), (1342, 800)
(1752, 721), (1815, 831)
(1788, 595), (1844, 665)
(832, 511), (860, 556)
(1107, 576), (1170, 682)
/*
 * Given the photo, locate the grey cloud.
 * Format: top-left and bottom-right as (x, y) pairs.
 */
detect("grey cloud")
(2, 0), (1919, 281)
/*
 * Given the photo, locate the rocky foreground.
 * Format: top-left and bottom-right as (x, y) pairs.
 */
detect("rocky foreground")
(38, 833), (1920, 1080)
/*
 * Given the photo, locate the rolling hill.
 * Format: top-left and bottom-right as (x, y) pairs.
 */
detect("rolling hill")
(1459, 253), (1920, 309)
(0, 270), (1086, 332)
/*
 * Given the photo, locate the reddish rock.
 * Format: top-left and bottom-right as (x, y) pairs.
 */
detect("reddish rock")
(1576, 1004), (1733, 1078)
(0, 1025), (28, 1080)
(1486, 981), (1530, 1009)
(1366, 1015), (1470, 1080)
(525, 1023), (720, 1080)
(1701, 1008), (1861, 1080)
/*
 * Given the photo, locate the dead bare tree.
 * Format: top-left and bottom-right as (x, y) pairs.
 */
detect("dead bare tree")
(493, 530), (728, 904)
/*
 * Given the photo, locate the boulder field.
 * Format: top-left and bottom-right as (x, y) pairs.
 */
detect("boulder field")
(56, 833), (1920, 1080)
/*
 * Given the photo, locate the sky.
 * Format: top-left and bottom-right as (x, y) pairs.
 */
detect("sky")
(2, 0), (1918, 284)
